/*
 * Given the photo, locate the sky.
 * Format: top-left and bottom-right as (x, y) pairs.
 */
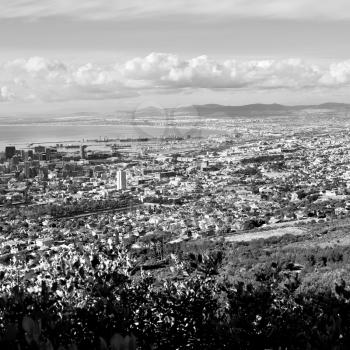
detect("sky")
(2, 0), (350, 114)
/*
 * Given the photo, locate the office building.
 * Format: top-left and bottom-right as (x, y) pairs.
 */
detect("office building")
(117, 170), (127, 190)
(10, 155), (19, 167)
(80, 145), (87, 159)
(24, 162), (31, 178)
(5, 146), (16, 159)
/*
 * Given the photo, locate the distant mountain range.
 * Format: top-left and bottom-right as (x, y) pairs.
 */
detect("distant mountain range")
(131, 102), (350, 119)
(169, 102), (350, 118)
(7, 102), (349, 123)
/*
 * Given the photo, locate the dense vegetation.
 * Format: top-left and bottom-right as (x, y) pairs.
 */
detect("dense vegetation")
(3, 195), (138, 220)
(1, 225), (350, 349)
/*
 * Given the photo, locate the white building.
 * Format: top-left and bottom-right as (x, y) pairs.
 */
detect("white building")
(117, 170), (127, 190)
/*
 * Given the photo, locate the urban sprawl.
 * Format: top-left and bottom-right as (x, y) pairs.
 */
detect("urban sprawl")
(2, 111), (350, 347)
(0, 112), (349, 257)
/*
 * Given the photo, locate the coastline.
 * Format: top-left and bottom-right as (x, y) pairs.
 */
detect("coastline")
(0, 123), (223, 149)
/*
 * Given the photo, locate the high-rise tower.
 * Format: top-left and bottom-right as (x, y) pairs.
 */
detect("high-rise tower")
(117, 170), (127, 190)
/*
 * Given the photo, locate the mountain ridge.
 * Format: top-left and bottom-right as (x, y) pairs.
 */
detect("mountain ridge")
(163, 102), (350, 117)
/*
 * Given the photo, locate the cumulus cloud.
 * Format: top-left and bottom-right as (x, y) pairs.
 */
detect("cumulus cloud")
(1, 0), (350, 21)
(1, 53), (350, 103)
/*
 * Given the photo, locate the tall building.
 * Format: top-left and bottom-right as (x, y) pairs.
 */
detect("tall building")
(117, 170), (127, 190)
(10, 155), (19, 167)
(5, 146), (16, 159)
(80, 145), (87, 159)
(24, 161), (31, 178)
(46, 147), (54, 161)
(38, 153), (47, 161)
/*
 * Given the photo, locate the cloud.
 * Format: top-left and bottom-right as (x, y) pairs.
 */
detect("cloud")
(2, 53), (350, 103)
(1, 0), (350, 21)
(0, 86), (15, 101)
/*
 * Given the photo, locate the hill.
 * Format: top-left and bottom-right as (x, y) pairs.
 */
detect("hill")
(163, 102), (350, 118)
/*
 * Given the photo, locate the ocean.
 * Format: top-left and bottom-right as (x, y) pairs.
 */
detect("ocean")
(0, 124), (218, 150)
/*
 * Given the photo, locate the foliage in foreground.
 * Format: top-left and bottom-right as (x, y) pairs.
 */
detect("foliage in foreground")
(1, 262), (350, 350)
(2, 230), (350, 349)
